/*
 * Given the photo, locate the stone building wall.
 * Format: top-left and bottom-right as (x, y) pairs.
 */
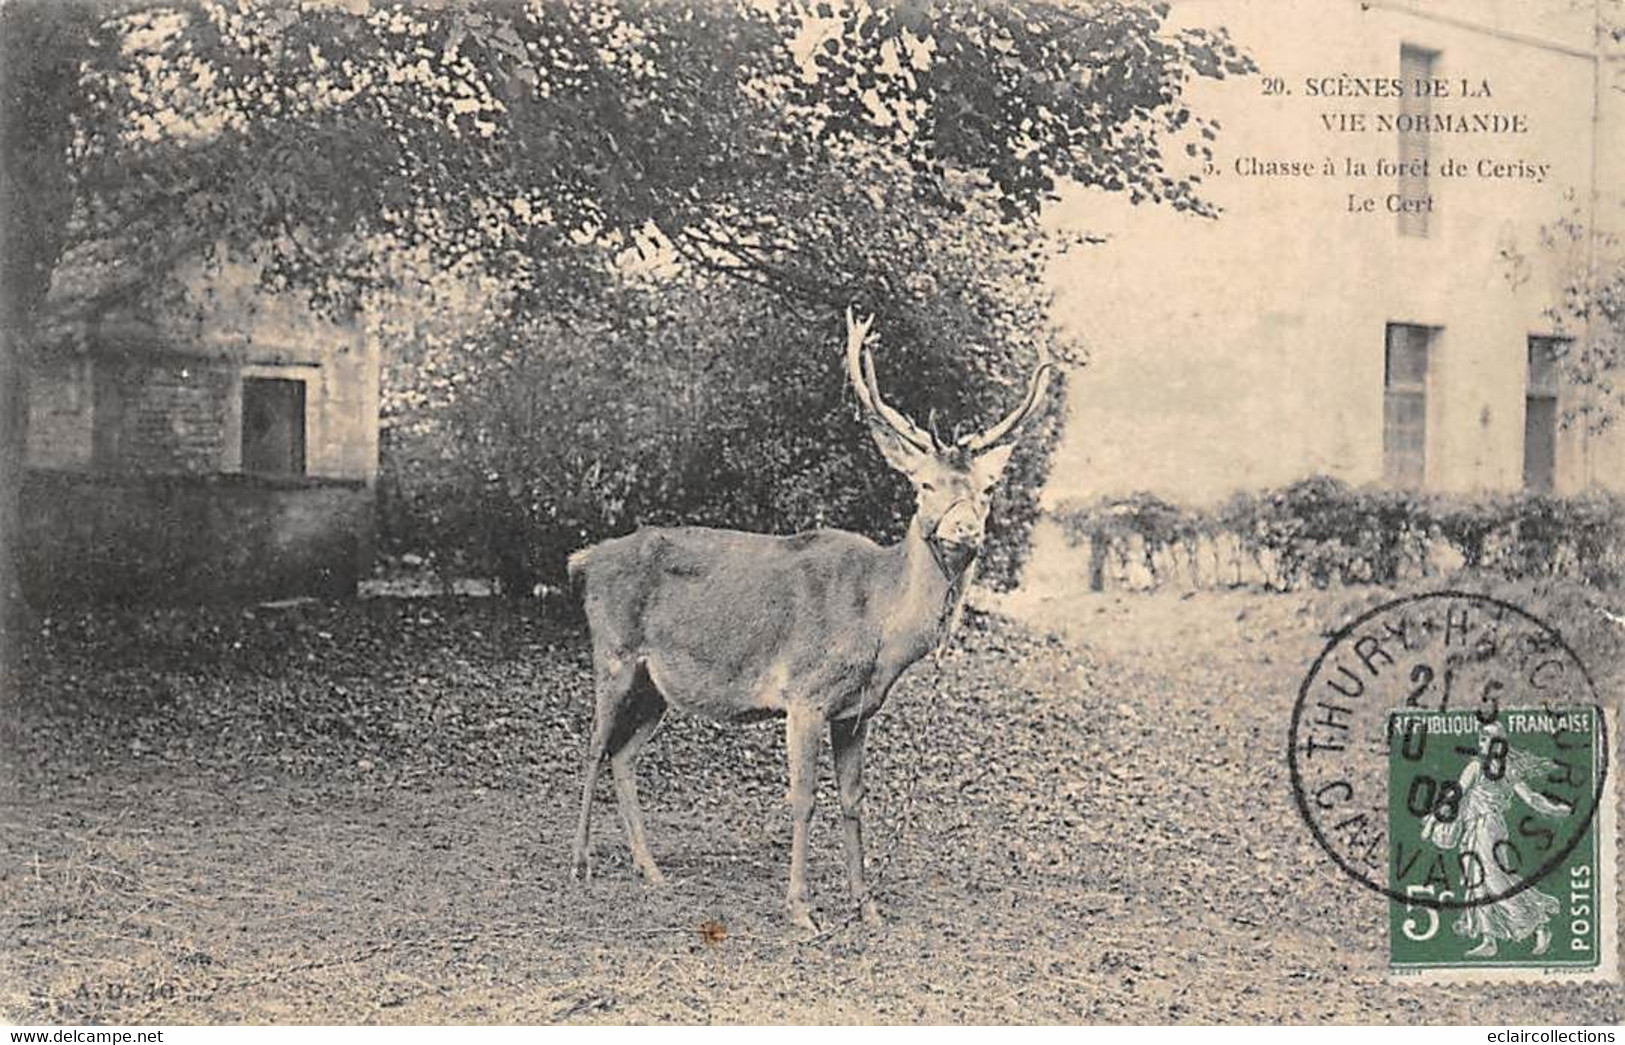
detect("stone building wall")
(19, 252), (382, 605)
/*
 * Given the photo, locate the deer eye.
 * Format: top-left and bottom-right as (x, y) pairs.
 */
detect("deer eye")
(920, 482), (936, 493)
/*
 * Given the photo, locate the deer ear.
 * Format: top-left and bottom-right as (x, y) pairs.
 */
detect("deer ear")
(868, 423), (929, 476)
(970, 443), (1016, 490)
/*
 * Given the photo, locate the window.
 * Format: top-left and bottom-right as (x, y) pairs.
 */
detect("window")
(1397, 45), (1437, 238)
(1383, 323), (1432, 487)
(241, 377), (306, 477)
(1523, 336), (1564, 492)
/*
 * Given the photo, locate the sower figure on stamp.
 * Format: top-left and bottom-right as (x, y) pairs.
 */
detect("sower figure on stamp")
(1420, 722), (1573, 958)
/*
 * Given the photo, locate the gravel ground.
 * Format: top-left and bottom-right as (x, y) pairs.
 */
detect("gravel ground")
(2, 583), (1620, 1024)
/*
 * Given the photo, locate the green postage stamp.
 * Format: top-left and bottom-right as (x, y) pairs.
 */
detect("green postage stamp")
(1290, 591), (1618, 984)
(1387, 706), (1616, 980)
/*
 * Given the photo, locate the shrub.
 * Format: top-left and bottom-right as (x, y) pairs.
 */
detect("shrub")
(1054, 478), (1625, 591)
(1484, 490), (1625, 586)
(1430, 495), (1507, 571)
(1058, 491), (1209, 585)
(380, 277), (1070, 595)
(1222, 478), (1431, 588)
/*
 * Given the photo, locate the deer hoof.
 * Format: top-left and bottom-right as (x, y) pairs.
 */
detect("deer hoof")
(638, 866), (669, 888)
(860, 898), (883, 926)
(787, 903), (820, 933)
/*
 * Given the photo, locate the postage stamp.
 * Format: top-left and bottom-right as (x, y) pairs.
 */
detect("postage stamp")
(1387, 705), (1615, 979)
(1289, 591), (1618, 983)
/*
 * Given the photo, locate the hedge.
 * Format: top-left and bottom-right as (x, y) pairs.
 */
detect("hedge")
(1054, 477), (1625, 590)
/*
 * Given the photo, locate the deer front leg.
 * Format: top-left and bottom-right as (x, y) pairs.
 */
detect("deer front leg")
(784, 705), (823, 931)
(831, 716), (882, 926)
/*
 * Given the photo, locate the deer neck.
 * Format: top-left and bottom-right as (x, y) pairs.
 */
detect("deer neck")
(880, 517), (975, 659)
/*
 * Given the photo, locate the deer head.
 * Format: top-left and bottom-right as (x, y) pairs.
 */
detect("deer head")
(844, 308), (1054, 575)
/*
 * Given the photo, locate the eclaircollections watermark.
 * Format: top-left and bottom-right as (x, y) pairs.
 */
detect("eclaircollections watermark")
(1289, 592), (1618, 982)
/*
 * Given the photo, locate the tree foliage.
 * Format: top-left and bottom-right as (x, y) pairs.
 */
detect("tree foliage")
(379, 188), (1071, 592)
(13, 0), (1255, 593)
(63, 0), (1249, 307)
(1536, 200), (1625, 431)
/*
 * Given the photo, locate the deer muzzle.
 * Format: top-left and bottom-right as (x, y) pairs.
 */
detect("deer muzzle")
(928, 502), (985, 576)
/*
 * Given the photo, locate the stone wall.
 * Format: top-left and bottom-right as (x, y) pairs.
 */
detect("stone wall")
(18, 469), (373, 606)
(96, 358), (234, 474)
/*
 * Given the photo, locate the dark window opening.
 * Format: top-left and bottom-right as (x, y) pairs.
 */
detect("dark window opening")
(1383, 323), (1432, 487)
(242, 377), (306, 477)
(1522, 336), (1564, 493)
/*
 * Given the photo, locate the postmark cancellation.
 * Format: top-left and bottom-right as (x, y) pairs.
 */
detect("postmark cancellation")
(1290, 592), (1619, 983)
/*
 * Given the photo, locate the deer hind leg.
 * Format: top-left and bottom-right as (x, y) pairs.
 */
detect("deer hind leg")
(572, 648), (638, 881)
(607, 663), (668, 885)
(784, 705), (823, 931)
(831, 716), (882, 926)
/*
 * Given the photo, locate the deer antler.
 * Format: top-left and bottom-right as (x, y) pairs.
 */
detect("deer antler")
(845, 307), (936, 453)
(957, 343), (1055, 453)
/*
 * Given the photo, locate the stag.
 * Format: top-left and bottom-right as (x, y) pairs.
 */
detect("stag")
(567, 309), (1054, 929)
